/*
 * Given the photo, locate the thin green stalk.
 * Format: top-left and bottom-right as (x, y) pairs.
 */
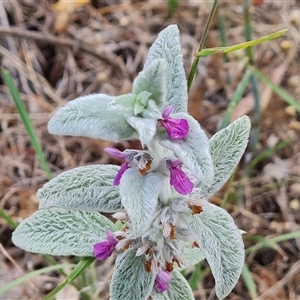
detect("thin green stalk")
(1, 70), (52, 180)
(246, 230), (300, 254)
(218, 11), (232, 85)
(188, 262), (202, 290)
(90, 261), (97, 294)
(219, 70), (252, 130)
(187, 0), (219, 91)
(242, 264), (258, 300)
(0, 264), (75, 295)
(218, 12), (230, 63)
(244, 139), (291, 176)
(0, 209), (18, 228)
(249, 73), (260, 151)
(221, 168), (237, 208)
(44, 257), (94, 300)
(243, 0), (260, 151)
(248, 65), (300, 113)
(195, 30), (287, 57)
(243, 0), (254, 63)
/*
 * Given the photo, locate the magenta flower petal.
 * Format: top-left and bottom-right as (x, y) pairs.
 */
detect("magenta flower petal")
(167, 160), (194, 195)
(93, 231), (118, 260)
(162, 106), (173, 119)
(104, 147), (125, 159)
(155, 270), (171, 292)
(114, 162), (129, 185)
(159, 107), (189, 140)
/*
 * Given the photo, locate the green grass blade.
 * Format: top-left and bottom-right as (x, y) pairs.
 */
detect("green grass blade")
(0, 264), (75, 295)
(219, 70), (252, 130)
(244, 139), (291, 176)
(188, 263), (202, 290)
(187, 0), (219, 91)
(248, 66), (300, 113)
(167, 0), (179, 18)
(44, 257), (94, 300)
(1, 70), (52, 180)
(0, 209), (18, 228)
(195, 29), (287, 58)
(246, 230), (300, 254)
(242, 264), (258, 300)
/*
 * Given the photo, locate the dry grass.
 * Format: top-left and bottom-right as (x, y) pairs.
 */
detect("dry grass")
(0, 0), (300, 299)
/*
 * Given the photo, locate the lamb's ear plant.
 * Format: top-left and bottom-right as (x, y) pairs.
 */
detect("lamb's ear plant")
(12, 25), (251, 300)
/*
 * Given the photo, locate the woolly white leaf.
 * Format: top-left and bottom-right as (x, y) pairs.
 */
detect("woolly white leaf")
(48, 94), (135, 142)
(120, 168), (164, 237)
(144, 25), (187, 113)
(197, 116), (251, 199)
(184, 202), (244, 299)
(159, 113), (214, 185)
(125, 115), (157, 145)
(111, 249), (155, 300)
(12, 208), (116, 256)
(37, 165), (123, 213)
(133, 59), (166, 109)
(151, 270), (194, 300)
(109, 93), (136, 114)
(179, 241), (206, 271)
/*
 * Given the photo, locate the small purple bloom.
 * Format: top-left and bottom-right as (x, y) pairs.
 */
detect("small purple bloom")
(93, 230), (118, 260)
(158, 106), (189, 140)
(104, 147), (129, 185)
(167, 159), (194, 195)
(155, 270), (171, 292)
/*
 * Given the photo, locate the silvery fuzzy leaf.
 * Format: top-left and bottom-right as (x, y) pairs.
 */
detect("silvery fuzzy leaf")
(159, 113), (214, 185)
(179, 241), (206, 271)
(125, 115), (157, 145)
(108, 93), (136, 114)
(132, 59), (166, 109)
(197, 116), (251, 199)
(144, 25), (187, 113)
(110, 249), (156, 300)
(12, 208), (116, 256)
(37, 165), (123, 213)
(119, 168), (164, 237)
(151, 269), (194, 300)
(48, 94), (135, 142)
(184, 202), (245, 300)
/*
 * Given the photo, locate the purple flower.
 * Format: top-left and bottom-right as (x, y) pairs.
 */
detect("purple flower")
(93, 230), (118, 260)
(104, 147), (129, 185)
(167, 159), (194, 195)
(158, 106), (189, 139)
(155, 270), (171, 292)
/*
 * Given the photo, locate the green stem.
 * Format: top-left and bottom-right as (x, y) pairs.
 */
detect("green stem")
(243, 0), (254, 63)
(219, 70), (252, 130)
(243, 0), (260, 151)
(0, 209), (18, 228)
(187, 0), (219, 91)
(1, 70), (52, 180)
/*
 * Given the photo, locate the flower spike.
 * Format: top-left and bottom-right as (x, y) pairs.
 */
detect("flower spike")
(155, 270), (172, 292)
(159, 106), (189, 139)
(93, 230), (118, 260)
(167, 159), (194, 195)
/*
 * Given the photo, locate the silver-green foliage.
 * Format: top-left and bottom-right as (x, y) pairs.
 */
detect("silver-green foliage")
(12, 24), (250, 300)
(48, 94), (135, 142)
(197, 116), (251, 198)
(144, 24), (188, 113)
(37, 165), (123, 212)
(185, 202), (245, 299)
(151, 270), (194, 300)
(110, 249), (156, 300)
(12, 208), (116, 256)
